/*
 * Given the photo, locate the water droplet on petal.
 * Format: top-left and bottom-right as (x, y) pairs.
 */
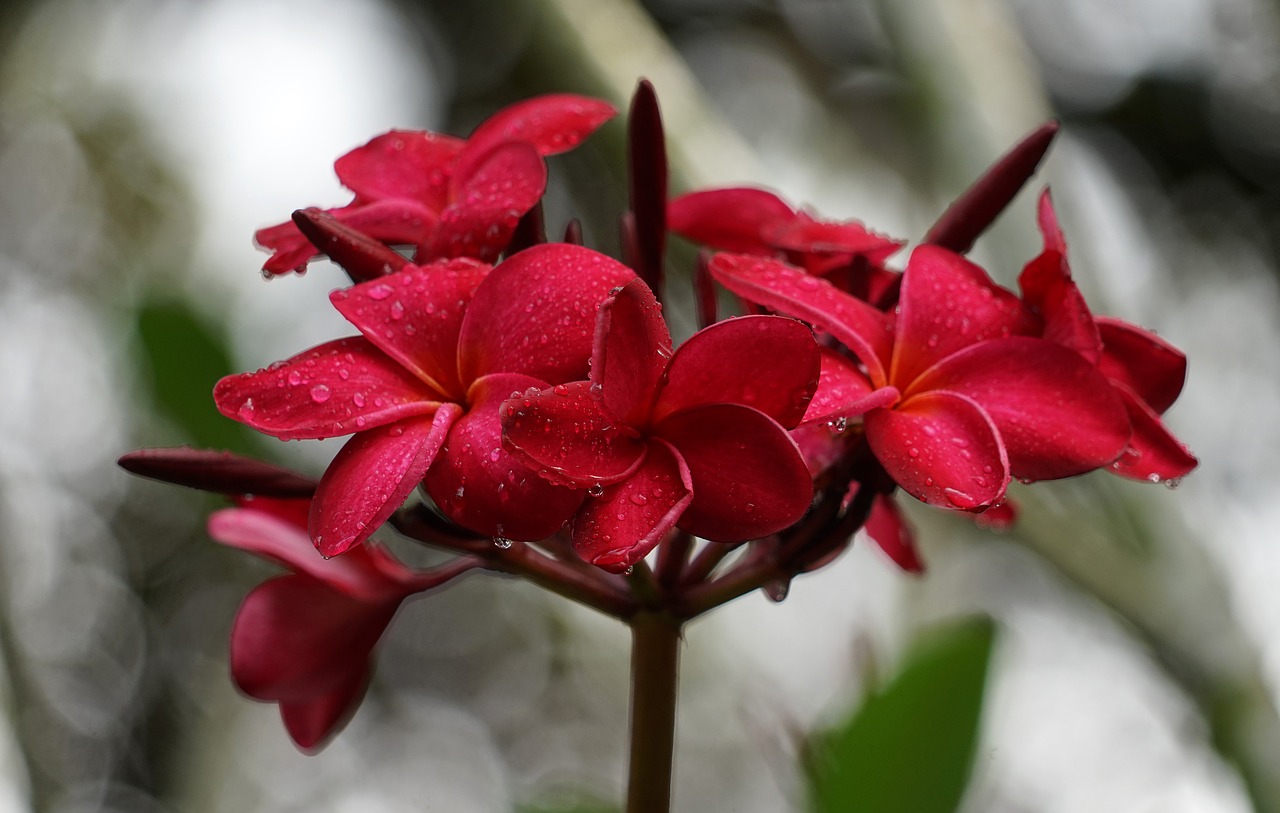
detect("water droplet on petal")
(353, 393), (366, 407)
(310, 384), (331, 404)
(367, 283), (394, 300)
(287, 371), (303, 386)
(493, 536), (513, 549)
(587, 484), (604, 498)
(630, 493), (648, 506)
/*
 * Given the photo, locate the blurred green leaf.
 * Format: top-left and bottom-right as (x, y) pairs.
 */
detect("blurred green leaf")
(517, 800), (620, 813)
(807, 616), (997, 813)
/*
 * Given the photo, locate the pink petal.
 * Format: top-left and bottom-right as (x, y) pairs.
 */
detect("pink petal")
(767, 212), (905, 265)
(572, 438), (692, 572)
(423, 373), (585, 540)
(974, 500), (1017, 530)
(593, 279), (672, 426)
(330, 259), (490, 400)
(279, 669), (367, 752)
(1018, 249), (1102, 364)
(707, 253), (894, 386)
(1096, 317), (1187, 414)
(801, 348), (900, 426)
(310, 405), (461, 557)
(667, 187), (793, 253)
(1107, 385), (1197, 483)
(214, 337), (443, 440)
(500, 380), (647, 487)
(656, 403), (814, 541)
(913, 337), (1130, 481)
(457, 243), (636, 384)
(891, 245), (1036, 387)
(864, 494), (923, 573)
(427, 141), (547, 262)
(333, 129), (464, 211)
(652, 315), (819, 428)
(864, 390), (1010, 510)
(464, 93), (617, 163)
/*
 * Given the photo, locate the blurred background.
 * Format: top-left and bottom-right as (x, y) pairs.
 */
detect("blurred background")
(1, 0), (1279, 810)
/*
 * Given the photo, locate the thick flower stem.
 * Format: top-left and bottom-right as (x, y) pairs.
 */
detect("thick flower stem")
(626, 611), (682, 813)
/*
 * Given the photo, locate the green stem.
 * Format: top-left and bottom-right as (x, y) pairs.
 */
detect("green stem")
(626, 612), (682, 813)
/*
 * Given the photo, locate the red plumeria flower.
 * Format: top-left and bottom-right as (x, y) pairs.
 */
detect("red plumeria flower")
(256, 94), (617, 275)
(1020, 191), (1198, 484)
(710, 247), (1132, 512)
(208, 497), (471, 751)
(215, 244), (636, 556)
(501, 279), (819, 572)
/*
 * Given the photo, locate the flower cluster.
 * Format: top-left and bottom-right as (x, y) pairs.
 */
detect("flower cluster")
(120, 85), (1195, 750)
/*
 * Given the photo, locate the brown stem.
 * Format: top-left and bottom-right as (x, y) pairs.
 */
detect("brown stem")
(626, 611), (682, 813)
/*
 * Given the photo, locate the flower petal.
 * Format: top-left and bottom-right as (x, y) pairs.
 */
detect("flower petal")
(291, 207), (409, 283)
(801, 348), (900, 426)
(864, 494), (923, 573)
(118, 447), (317, 497)
(214, 337), (443, 440)
(767, 212), (904, 266)
(1018, 248), (1102, 364)
(279, 668), (367, 752)
(458, 243), (636, 383)
(1107, 385), (1197, 483)
(668, 187), (793, 253)
(657, 403), (814, 541)
(1096, 317), (1187, 414)
(864, 390), (1009, 510)
(501, 380), (646, 487)
(427, 141), (547, 262)
(572, 438), (692, 573)
(334, 129), (464, 211)
(913, 337), (1130, 481)
(310, 405), (461, 557)
(652, 314), (819, 428)
(257, 201), (439, 276)
(329, 259), (490, 400)
(707, 253), (893, 386)
(463, 93), (617, 164)
(424, 373), (585, 540)
(593, 279), (672, 426)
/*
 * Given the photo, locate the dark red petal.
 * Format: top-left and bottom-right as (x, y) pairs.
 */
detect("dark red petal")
(310, 406), (461, 557)
(864, 494), (923, 573)
(652, 315), (819, 428)
(458, 243), (636, 383)
(657, 403), (814, 541)
(1018, 249), (1102, 364)
(500, 381), (646, 487)
(707, 253), (894, 386)
(1036, 187), (1068, 254)
(627, 79), (668, 297)
(864, 391), (1009, 510)
(892, 245), (1036, 387)
(593, 279), (672, 426)
(572, 438), (692, 573)
(291, 208), (409, 283)
(801, 348), (899, 426)
(330, 259), (490, 400)
(667, 187), (793, 253)
(279, 669), (367, 752)
(428, 141), (547, 262)
(334, 129), (464, 211)
(1107, 385), (1197, 483)
(914, 337), (1130, 481)
(118, 447), (317, 497)
(257, 202), (440, 276)
(214, 338), (443, 441)
(424, 374), (585, 540)
(464, 94), (617, 162)
(1096, 318), (1187, 414)
(767, 212), (904, 265)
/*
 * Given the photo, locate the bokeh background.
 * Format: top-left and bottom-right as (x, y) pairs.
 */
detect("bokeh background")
(2, 0), (1279, 810)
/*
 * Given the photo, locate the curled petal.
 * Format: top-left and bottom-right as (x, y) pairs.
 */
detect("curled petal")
(668, 187), (792, 253)
(464, 94), (617, 166)
(330, 259), (490, 400)
(1036, 188), (1068, 255)
(257, 202), (440, 276)
(1108, 385), (1197, 483)
(424, 374), (584, 540)
(310, 406), (461, 557)
(657, 403), (813, 541)
(801, 349), (899, 426)
(118, 447), (317, 497)
(1019, 249), (1102, 364)
(864, 494), (923, 573)
(593, 279), (672, 426)
(572, 438), (692, 573)
(767, 213), (904, 267)
(915, 337), (1130, 481)
(708, 253), (893, 386)
(428, 141), (548, 262)
(280, 669), (367, 753)
(653, 315), (819, 428)
(865, 391), (1010, 510)
(501, 381), (646, 487)
(214, 337), (443, 441)
(334, 129), (464, 211)
(1096, 317), (1187, 414)
(458, 243), (636, 383)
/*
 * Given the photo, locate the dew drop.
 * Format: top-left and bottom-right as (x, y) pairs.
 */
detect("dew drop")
(908, 447), (920, 458)
(367, 283), (394, 300)
(630, 493), (648, 506)
(310, 384), (332, 403)
(489, 448), (502, 463)
(587, 484), (604, 498)
(390, 300), (405, 320)
(493, 536), (513, 549)
(353, 393), (366, 407)
(287, 370), (303, 386)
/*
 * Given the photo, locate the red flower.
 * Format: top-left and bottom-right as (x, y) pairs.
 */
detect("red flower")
(709, 246), (1132, 511)
(215, 244), (636, 556)
(501, 279), (819, 572)
(208, 498), (470, 751)
(256, 94), (616, 275)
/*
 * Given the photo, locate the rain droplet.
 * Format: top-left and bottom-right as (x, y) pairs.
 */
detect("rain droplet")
(353, 393), (366, 407)
(587, 484), (604, 498)
(310, 384), (331, 403)
(493, 536), (513, 549)
(390, 300), (405, 320)
(287, 370), (303, 386)
(488, 448), (502, 463)
(367, 283), (394, 300)
(908, 447), (920, 458)
(630, 493), (648, 506)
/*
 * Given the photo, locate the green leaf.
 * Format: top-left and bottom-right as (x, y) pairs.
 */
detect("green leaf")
(807, 616), (997, 813)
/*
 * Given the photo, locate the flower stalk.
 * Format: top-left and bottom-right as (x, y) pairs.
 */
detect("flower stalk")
(626, 611), (683, 813)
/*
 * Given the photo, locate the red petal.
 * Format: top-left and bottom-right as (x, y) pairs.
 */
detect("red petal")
(1036, 188), (1068, 255)
(291, 208), (409, 283)
(1107, 386), (1197, 483)
(652, 315), (819, 428)
(801, 348), (899, 425)
(334, 129), (463, 211)
(464, 93), (617, 163)
(572, 438), (692, 572)
(428, 141), (547, 262)
(257, 202), (440, 276)
(707, 253), (894, 386)
(767, 212), (904, 265)
(279, 668), (367, 752)
(891, 245), (1035, 387)
(423, 374), (585, 540)
(118, 447), (317, 497)
(657, 403), (814, 541)
(1018, 249), (1103, 364)
(593, 279), (672, 426)
(914, 337), (1130, 481)
(330, 259), (490, 400)
(864, 391), (1010, 510)
(864, 495), (923, 573)
(458, 243), (636, 383)
(500, 380), (646, 487)
(310, 406), (461, 557)
(1096, 318), (1187, 414)
(667, 187), (793, 253)
(214, 338), (443, 440)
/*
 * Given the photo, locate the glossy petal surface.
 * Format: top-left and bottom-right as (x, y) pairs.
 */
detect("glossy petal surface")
(1108, 386), (1198, 483)
(801, 349), (899, 425)
(1019, 249), (1102, 364)
(768, 213), (904, 265)
(258, 201), (439, 276)
(280, 670), (366, 753)
(667, 187), (792, 252)
(864, 494), (923, 573)
(592, 279), (671, 426)
(334, 129), (464, 210)
(1096, 318), (1187, 414)
(464, 94), (617, 162)
(429, 142), (547, 261)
